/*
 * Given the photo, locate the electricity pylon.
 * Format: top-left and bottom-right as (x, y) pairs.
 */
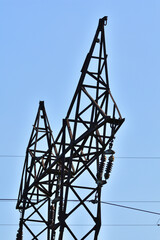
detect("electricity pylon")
(16, 16), (124, 240)
(16, 101), (59, 239)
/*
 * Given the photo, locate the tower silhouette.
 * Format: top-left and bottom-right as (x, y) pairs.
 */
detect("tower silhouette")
(16, 17), (124, 240)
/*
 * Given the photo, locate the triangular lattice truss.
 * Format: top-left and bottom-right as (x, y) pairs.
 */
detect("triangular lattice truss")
(50, 16), (124, 240)
(16, 101), (60, 239)
(16, 17), (124, 240)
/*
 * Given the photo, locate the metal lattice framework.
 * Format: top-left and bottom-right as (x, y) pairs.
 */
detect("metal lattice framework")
(16, 16), (124, 240)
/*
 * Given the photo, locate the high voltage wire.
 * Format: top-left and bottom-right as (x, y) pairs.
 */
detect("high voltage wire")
(0, 155), (24, 157)
(0, 223), (158, 227)
(1, 200), (160, 228)
(1, 155), (160, 159)
(115, 157), (160, 159)
(0, 199), (17, 201)
(100, 201), (160, 216)
(69, 200), (160, 216)
(1, 199), (160, 203)
(1, 199), (160, 216)
(1, 155), (159, 229)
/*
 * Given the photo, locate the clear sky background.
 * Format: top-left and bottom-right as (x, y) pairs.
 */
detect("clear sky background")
(1, 0), (160, 239)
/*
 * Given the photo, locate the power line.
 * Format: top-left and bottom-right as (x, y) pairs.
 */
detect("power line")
(1, 199), (160, 203)
(1, 198), (160, 216)
(0, 199), (17, 201)
(0, 155), (24, 157)
(68, 200), (160, 216)
(1, 155), (160, 159)
(1, 199), (160, 228)
(116, 157), (160, 159)
(68, 199), (160, 203)
(100, 201), (160, 216)
(0, 223), (158, 227)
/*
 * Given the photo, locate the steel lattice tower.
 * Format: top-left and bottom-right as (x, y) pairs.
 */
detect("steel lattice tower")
(16, 16), (124, 240)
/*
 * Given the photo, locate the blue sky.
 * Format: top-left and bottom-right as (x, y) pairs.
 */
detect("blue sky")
(1, 0), (160, 239)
